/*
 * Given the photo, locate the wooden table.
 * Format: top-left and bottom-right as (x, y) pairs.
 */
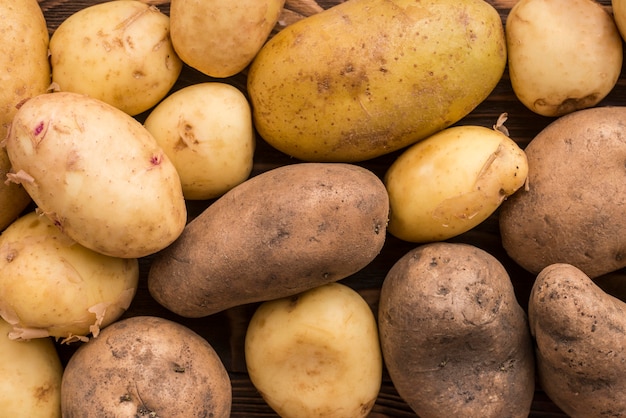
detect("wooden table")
(37, 0), (624, 416)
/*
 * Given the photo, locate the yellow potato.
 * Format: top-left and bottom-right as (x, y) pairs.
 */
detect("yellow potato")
(4, 92), (187, 258)
(385, 122), (528, 243)
(49, 0), (182, 116)
(170, 0), (285, 77)
(506, 0), (622, 117)
(144, 82), (255, 200)
(0, 211), (139, 343)
(245, 282), (382, 418)
(0, 150), (31, 231)
(0, 318), (62, 418)
(247, 0), (506, 162)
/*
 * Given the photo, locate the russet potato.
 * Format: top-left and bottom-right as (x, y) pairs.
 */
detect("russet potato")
(4, 91), (186, 259)
(247, 0), (507, 162)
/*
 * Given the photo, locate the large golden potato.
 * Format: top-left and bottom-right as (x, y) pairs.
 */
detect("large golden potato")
(247, 0), (506, 162)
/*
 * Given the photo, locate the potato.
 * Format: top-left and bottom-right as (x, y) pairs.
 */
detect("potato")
(0, 0), (50, 230)
(385, 121), (528, 243)
(148, 162), (389, 318)
(0, 318), (62, 417)
(170, 0), (285, 78)
(529, 263), (626, 417)
(4, 91), (186, 259)
(245, 282), (382, 418)
(143, 82), (255, 200)
(613, 0), (626, 41)
(49, 0), (182, 116)
(499, 106), (626, 279)
(61, 316), (231, 417)
(0, 211), (138, 343)
(247, 0), (506, 162)
(378, 242), (535, 418)
(506, 0), (622, 117)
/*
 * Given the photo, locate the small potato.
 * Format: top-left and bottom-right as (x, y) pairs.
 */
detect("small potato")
(0, 149), (31, 232)
(49, 0), (182, 116)
(4, 91), (186, 259)
(61, 316), (232, 418)
(144, 82), (255, 200)
(148, 163), (389, 318)
(385, 122), (528, 243)
(245, 282), (382, 418)
(499, 106), (626, 279)
(0, 211), (138, 343)
(170, 0), (285, 77)
(378, 242), (535, 418)
(506, 0), (622, 117)
(0, 318), (63, 417)
(529, 263), (626, 417)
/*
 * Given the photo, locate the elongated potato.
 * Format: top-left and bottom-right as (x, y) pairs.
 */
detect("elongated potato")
(529, 263), (626, 417)
(3, 92), (186, 258)
(378, 242), (535, 418)
(148, 163), (389, 317)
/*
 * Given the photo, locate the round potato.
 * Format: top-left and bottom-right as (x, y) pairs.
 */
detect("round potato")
(4, 91), (186, 259)
(144, 82), (255, 200)
(245, 282), (382, 418)
(148, 162), (389, 318)
(0, 318), (62, 418)
(378, 242), (535, 418)
(49, 0), (182, 116)
(61, 316), (232, 418)
(0, 211), (138, 343)
(385, 122), (528, 243)
(506, 0), (622, 117)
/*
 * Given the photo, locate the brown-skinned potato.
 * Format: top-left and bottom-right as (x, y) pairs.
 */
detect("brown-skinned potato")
(148, 162), (389, 318)
(529, 263), (626, 417)
(499, 106), (626, 279)
(378, 242), (535, 418)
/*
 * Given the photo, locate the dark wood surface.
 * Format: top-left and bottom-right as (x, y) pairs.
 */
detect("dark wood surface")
(36, 0), (625, 416)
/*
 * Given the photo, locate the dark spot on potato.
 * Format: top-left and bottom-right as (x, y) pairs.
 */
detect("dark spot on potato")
(429, 257), (438, 267)
(150, 153), (162, 166)
(34, 383), (55, 402)
(34, 121), (44, 135)
(173, 364), (185, 373)
(120, 393), (132, 402)
(286, 295), (300, 312)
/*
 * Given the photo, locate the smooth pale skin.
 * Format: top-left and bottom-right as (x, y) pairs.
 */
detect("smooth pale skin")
(0, 0), (50, 230)
(247, 0), (507, 162)
(245, 282), (382, 418)
(170, 0), (285, 77)
(49, 0), (182, 116)
(62, 316), (232, 417)
(499, 106), (626, 279)
(0, 211), (139, 343)
(0, 318), (63, 417)
(378, 242), (535, 418)
(144, 82), (255, 200)
(385, 124), (528, 243)
(506, 0), (622, 117)
(4, 91), (187, 259)
(529, 263), (626, 417)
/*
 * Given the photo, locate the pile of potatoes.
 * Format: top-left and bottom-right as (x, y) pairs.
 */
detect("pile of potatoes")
(2, 0), (626, 417)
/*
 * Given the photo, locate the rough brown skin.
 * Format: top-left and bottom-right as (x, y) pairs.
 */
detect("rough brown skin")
(499, 106), (626, 279)
(378, 242), (535, 418)
(61, 316), (232, 418)
(148, 162), (389, 318)
(529, 263), (626, 417)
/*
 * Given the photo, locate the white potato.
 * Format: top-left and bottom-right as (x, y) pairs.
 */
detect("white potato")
(144, 82), (255, 200)
(4, 91), (187, 258)
(49, 0), (182, 116)
(0, 318), (62, 417)
(385, 122), (528, 243)
(0, 211), (139, 343)
(506, 0), (622, 116)
(245, 282), (382, 418)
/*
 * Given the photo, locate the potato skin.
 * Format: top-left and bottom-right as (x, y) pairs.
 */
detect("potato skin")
(248, 0), (506, 162)
(0, 150), (31, 231)
(378, 242), (535, 418)
(529, 263), (626, 417)
(61, 316), (232, 418)
(148, 163), (389, 317)
(499, 106), (626, 279)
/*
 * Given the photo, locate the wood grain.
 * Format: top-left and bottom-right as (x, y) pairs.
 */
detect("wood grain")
(37, 0), (625, 416)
